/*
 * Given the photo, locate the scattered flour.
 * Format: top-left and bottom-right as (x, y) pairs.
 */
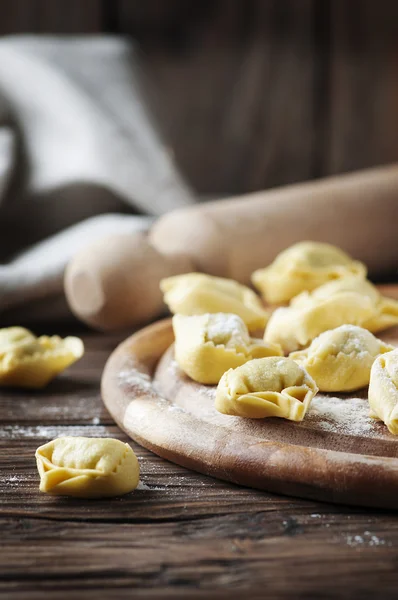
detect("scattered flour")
(206, 313), (249, 348)
(305, 395), (375, 436)
(345, 531), (388, 547)
(0, 424), (110, 439)
(136, 481), (151, 490)
(199, 386), (217, 401)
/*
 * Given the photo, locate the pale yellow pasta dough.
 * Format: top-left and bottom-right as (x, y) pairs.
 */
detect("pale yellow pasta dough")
(265, 291), (375, 354)
(215, 356), (318, 420)
(368, 349), (398, 435)
(160, 273), (268, 331)
(300, 276), (398, 334)
(36, 437), (140, 498)
(0, 327), (84, 388)
(173, 313), (282, 384)
(251, 241), (366, 304)
(290, 325), (394, 392)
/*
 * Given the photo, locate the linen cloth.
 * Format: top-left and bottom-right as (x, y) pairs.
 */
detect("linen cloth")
(0, 35), (194, 323)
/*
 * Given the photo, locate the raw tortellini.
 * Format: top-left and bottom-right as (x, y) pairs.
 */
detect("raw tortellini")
(36, 437), (140, 498)
(173, 313), (282, 384)
(368, 349), (398, 435)
(160, 273), (268, 331)
(252, 241), (366, 304)
(265, 291), (374, 354)
(303, 276), (398, 334)
(0, 327), (84, 388)
(290, 325), (394, 392)
(215, 356), (318, 420)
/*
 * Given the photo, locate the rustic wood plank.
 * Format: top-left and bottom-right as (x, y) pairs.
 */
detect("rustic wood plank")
(327, 0), (398, 175)
(0, 329), (123, 425)
(2, 326), (398, 598)
(115, 0), (318, 195)
(0, 0), (102, 34)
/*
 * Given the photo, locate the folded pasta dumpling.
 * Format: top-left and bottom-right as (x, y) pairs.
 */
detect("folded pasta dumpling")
(36, 437), (140, 497)
(0, 327), (84, 388)
(173, 313), (282, 384)
(252, 241), (366, 304)
(368, 349), (398, 435)
(298, 276), (398, 333)
(290, 325), (394, 392)
(160, 273), (268, 331)
(265, 292), (375, 354)
(215, 356), (318, 420)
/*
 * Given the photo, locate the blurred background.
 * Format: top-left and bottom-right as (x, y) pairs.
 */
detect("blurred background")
(2, 0), (398, 197)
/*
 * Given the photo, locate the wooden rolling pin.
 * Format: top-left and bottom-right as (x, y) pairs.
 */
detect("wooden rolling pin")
(65, 164), (398, 330)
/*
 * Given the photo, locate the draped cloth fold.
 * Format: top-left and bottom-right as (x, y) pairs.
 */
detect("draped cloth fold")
(0, 35), (194, 323)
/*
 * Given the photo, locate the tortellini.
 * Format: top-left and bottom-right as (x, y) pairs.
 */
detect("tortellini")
(36, 437), (140, 498)
(160, 273), (268, 331)
(215, 356), (318, 421)
(303, 276), (398, 334)
(173, 313), (282, 384)
(0, 327), (84, 388)
(265, 291), (374, 354)
(290, 325), (394, 392)
(368, 349), (398, 435)
(252, 241), (366, 304)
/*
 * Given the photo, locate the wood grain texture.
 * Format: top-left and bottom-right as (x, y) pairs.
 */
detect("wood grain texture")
(3, 323), (398, 598)
(327, 0), (398, 175)
(102, 302), (398, 510)
(123, 0), (318, 195)
(0, 0), (102, 34)
(2, 2), (398, 196)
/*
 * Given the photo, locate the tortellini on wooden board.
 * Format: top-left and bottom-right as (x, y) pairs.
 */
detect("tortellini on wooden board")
(0, 327), (84, 388)
(215, 356), (318, 420)
(251, 241), (366, 304)
(297, 276), (398, 334)
(290, 325), (394, 392)
(173, 313), (282, 384)
(36, 437), (139, 498)
(160, 272), (268, 331)
(368, 349), (398, 435)
(264, 291), (375, 354)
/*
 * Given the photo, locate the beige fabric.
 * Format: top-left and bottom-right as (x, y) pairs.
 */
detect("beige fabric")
(0, 36), (194, 322)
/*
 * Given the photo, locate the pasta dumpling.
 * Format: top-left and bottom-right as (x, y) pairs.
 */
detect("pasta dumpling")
(251, 241), (366, 304)
(215, 356), (318, 420)
(160, 273), (268, 331)
(173, 313), (282, 384)
(290, 325), (394, 392)
(298, 276), (398, 333)
(0, 327), (84, 388)
(265, 292), (375, 354)
(368, 349), (398, 435)
(36, 437), (140, 497)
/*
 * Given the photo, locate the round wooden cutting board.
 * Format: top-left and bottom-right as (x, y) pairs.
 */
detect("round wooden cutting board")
(101, 285), (398, 510)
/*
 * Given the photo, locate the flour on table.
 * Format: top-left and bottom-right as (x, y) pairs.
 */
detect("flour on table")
(118, 369), (153, 393)
(0, 424), (110, 439)
(305, 396), (375, 436)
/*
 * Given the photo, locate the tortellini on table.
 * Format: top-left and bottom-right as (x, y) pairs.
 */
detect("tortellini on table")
(0, 327), (84, 388)
(36, 437), (140, 498)
(301, 276), (398, 334)
(368, 349), (398, 435)
(290, 325), (394, 392)
(264, 291), (375, 354)
(251, 241), (366, 304)
(160, 272), (269, 331)
(215, 356), (318, 421)
(173, 313), (282, 384)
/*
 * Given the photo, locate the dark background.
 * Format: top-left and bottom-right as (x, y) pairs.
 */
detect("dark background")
(1, 0), (398, 196)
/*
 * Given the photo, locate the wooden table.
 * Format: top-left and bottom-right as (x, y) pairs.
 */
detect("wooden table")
(2, 326), (398, 599)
